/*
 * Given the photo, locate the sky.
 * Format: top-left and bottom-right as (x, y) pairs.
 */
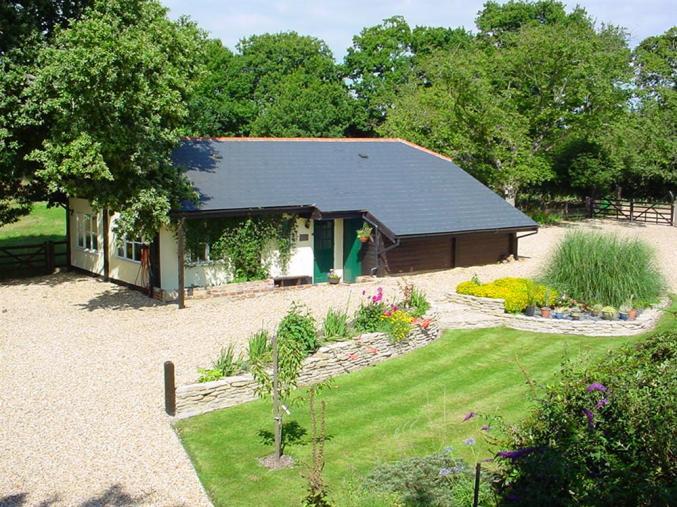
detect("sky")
(161, 0), (675, 58)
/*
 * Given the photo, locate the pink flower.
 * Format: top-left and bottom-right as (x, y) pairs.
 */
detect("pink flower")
(462, 411), (476, 422)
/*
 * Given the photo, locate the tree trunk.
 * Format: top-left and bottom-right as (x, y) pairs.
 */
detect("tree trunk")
(271, 333), (282, 462)
(502, 183), (518, 206)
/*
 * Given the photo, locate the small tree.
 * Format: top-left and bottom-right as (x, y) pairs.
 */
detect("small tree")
(303, 388), (330, 507)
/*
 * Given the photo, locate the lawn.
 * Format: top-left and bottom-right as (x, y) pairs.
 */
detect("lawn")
(175, 302), (675, 507)
(0, 202), (66, 247)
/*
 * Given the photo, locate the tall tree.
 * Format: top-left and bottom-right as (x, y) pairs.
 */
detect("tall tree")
(25, 0), (206, 240)
(0, 0), (92, 225)
(344, 16), (471, 135)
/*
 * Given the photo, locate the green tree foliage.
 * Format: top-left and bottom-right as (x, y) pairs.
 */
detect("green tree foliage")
(496, 330), (677, 505)
(188, 32), (354, 137)
(0, 0), (92, 225)
(383, 2), (632, 201)
(24, 0), (206, 241)
(344, 16), (472, 134)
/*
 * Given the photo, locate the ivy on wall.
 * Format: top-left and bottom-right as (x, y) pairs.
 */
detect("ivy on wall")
(184, 215), (298, 281)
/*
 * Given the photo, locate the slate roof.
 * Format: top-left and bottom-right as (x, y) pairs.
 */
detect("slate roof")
(172, 138), (537, 237)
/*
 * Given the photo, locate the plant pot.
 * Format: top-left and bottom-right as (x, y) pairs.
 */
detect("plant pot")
(359, 236), (369, 243)
(618, 311), (628, 321)
(540, 307), (552, 318)
(571, 313), (581, 321)
(553, 312), (563, 319)
(328, 277), (340, 285)
(524, 305), (536, 317)
(602, 312), (616, 321)
(628, 308), (638, 320)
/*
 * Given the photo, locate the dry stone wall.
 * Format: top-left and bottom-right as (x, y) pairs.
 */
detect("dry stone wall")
(448, 293), (668, 337)
(175, 319), (440, 418)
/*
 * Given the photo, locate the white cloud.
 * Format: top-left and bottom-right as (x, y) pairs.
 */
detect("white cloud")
(162, 0), (675, 58)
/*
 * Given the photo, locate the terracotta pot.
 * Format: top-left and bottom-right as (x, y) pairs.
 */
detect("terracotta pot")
(540, 307), (552, 318)
(628, 308), (638, 320)
(359, 236), (369, 243)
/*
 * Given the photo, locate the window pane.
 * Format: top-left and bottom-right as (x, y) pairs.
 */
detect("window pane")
(133, 242), (141, 261)
(126, 242), (133, 259)
(117, 245), (124, 257)
(91, 233), (98, 251)
(91, 215), (98, 235)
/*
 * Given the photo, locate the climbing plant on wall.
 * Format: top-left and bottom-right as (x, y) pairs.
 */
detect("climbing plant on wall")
(184, 215), (297, 281)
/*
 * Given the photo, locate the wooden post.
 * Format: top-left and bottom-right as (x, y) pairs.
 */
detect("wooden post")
(102, 209), (110, 281)
(177, 218), (186, 309)
(271, 333), (282, 461)
(473, 462), (481, 507)
(45, 241), (55, 273)
(629, 199), (634, 222)
(164, 361), (176, 416)
(65, 206), (71, 268)
(585, 197), (593, 218)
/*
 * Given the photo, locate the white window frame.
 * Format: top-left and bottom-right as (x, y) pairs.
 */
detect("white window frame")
(75, 212), (99, 252)
(116, 237), (145, 263)
(186, 242), (211, 264)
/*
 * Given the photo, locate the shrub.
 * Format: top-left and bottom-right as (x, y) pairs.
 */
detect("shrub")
(322, 307), (351, 341)
(364, 451), (495, 506)
(400, 282), (430, 318)
(495, 329), (677, 506)
(277, 302), (318, 355)
(456, 278), (557, 313)
(248, 330), (271, 365)
(354, 287), (388, 333)
(542, 231), (665, 308)
(198, 344), (242, 382)
(381, 308), (414, 342)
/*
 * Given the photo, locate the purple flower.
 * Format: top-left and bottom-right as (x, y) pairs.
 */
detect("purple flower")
(462, 411), (476, 422)
(586, 383), (607, 393)
(481, 425), (491, 432)
(438, 467), (451, 477)
(595, 398), (609, 410)
(496, 447), (536, 460)
(582, 408), (595, 428)
(372, 288), (383, 303)
(464, 437), (476, 446)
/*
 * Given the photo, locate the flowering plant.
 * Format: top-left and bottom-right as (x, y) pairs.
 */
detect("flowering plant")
(381, 308), (414, 342)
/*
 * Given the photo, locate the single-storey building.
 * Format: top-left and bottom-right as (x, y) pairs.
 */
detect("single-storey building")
(67, 138), (537, 303)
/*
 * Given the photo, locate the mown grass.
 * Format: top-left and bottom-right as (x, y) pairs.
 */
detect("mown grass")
(542, 230), (666, 308)
(0, 202), (66, 247)
(175, 300), (676, 507)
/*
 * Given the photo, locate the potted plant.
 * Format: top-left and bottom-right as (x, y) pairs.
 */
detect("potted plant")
(625, 296), (638, 321)
(327, 270), (340, 285)
(553, 306), (566, 319)
(590, 304), (604, 317)
(524, 281), (538, 317)
(356, 223), (373, 243)
(570, 307), (582, 320)
(601, 306), (617, 320)
(540, 288), (553, 318)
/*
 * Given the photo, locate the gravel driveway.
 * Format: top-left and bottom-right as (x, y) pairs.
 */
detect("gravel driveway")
(1, 219), (675, 506)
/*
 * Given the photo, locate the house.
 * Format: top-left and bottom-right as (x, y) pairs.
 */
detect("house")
(67, 138), (537, 304)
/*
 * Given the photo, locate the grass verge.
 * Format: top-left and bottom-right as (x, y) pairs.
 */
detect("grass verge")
(176, 298), (675, 507)
(0, 202), (66, 247)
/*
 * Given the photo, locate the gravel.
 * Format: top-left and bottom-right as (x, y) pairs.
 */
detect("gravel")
(0, 219), (674, 506)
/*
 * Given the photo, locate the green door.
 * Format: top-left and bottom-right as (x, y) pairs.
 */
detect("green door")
(313, 220), (334, 283)
(342, 218), (363, 282)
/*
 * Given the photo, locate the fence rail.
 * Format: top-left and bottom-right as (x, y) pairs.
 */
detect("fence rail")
(587, 197), (675, 226)
(0, 240), (68, 277)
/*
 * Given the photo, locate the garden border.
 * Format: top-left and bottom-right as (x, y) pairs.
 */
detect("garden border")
(173, 317), (439, 418)
(448, 293), (669, 336)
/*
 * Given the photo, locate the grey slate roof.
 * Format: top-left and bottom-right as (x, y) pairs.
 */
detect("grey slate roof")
(172, 139), (536, 237)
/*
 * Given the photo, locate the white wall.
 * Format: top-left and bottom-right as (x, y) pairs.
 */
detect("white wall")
(333, 218), (344, 280)
(69, 198), (105, 276)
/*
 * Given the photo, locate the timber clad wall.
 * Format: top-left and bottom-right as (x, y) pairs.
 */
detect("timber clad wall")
(386, 237), (453, 273)
(455, 232), (511, 267)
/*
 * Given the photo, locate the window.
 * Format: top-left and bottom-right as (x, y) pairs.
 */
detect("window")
(187, 242), (210, 263)
(76, 213), (99, 251)
(117, 237), (145, 262)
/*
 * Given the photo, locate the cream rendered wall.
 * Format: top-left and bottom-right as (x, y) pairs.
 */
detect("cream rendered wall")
(333, 219), (344, 280)
(108, 213), (146, 287)
(159, 225), (179, 291)
(69, 198), (104, 275)
(268, 218), (314, 279)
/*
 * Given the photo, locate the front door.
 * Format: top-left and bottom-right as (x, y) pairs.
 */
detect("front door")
(313, 220), (334, 283)
(342, 218), (363, 282)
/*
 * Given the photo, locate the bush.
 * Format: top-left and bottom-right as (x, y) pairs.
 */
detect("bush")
(364, 451), (495, 507)
(322, 307), (351, 341)
(277, 303), (318, 355)
(542, 231), (665, 308)
(247, 330), (271, 365)
(198, 344), (242, 382)
(495, 329), (677, 506)
(381, 308), (414, 342)
(456, 278), (557, 313)
(354, 287), (388, 333)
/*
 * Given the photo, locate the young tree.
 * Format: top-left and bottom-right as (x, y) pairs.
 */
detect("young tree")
(25, 0), (206, 240)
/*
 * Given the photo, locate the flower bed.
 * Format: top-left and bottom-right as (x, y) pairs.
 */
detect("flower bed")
(174, 317), (440, 418)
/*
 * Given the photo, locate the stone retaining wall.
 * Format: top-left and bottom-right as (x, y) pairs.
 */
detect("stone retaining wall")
(175, 318), (440, 418)
(448, 293), (668, 336)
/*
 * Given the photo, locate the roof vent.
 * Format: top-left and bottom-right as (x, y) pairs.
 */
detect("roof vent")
(358, 153), (368, 159)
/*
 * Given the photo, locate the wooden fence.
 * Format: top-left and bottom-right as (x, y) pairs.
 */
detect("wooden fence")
(0, 240), (68, 278)
(587, 197), (675, 226)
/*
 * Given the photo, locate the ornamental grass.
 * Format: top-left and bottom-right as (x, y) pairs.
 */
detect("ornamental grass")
(541, 231), (666, 308)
